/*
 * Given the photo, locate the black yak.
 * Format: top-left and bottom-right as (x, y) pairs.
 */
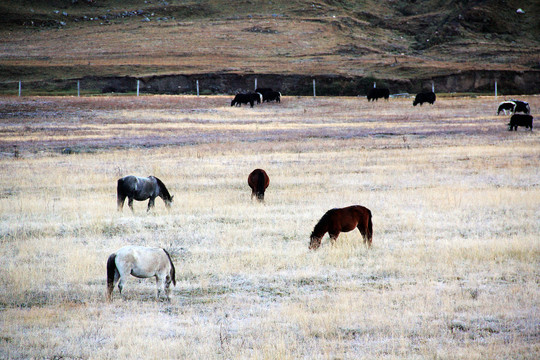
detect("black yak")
(256, 88), (281, 102)
(264, 91), (281, 103)
(511, 100), (530, 114)
(413, 91), (436, 106)
(231, 93), (255, 108)
(367, 88), (390, 101)
(508, 114), (533, 131)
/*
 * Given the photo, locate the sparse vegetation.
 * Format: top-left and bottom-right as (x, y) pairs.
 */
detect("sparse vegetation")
(0, 95), (538, 358)
(0, 0), (538, 91)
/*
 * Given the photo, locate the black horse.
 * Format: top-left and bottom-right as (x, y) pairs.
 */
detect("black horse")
(117, 175), (173, 212)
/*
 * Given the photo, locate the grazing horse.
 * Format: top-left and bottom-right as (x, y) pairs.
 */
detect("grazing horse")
(248, 169), (269, 202)
(117, 175), (173, 212)
(107, 245), (176, 301)
(309, 205), (373, 250)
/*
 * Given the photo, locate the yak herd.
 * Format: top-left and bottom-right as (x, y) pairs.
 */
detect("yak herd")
(231, 87), (533, 131)
(497, 100), (533, 131)
(231, 88), (281, 107)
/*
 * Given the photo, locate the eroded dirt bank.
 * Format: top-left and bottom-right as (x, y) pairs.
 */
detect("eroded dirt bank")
(3, 70), (539, 96)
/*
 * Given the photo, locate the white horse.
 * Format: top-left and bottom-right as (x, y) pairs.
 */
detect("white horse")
(107, 245), (176, 301)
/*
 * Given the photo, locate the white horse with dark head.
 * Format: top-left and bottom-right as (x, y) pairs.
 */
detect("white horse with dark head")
(107, 245), (176, 301)
(117, 175), (173, 212)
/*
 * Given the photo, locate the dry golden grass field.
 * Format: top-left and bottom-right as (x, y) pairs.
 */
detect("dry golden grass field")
(0, 95), (539, 359)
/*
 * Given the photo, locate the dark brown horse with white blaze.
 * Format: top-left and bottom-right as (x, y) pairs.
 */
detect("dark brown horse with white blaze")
(309, 205), (373, 250)
(248, 169), (269, 202)
(117, 175), (173, 212)
(107, 245), (176, 301)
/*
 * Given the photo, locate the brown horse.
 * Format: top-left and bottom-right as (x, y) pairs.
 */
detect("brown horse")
(248, 169), (269, 202)
(309, 205), (373, 250)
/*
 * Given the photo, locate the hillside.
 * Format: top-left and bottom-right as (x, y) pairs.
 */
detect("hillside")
(0, 0), (539, 94)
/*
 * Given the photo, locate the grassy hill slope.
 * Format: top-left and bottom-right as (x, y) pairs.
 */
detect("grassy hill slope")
(0, 0), (538, 92)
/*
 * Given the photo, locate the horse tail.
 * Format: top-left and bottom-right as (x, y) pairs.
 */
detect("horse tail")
(366, 209), (373, 245)
(117, 178), (123, 198)
(256, 171), (266, 200)
(163, 249), (176, 286)
(106, 253), (117, 298)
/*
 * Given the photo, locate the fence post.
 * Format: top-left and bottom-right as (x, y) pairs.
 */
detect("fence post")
(255, 78), (257, 91)
(18, 81), (21, 97)
(373, 82), (376, 88)
(196, 80), (199, 97)
(137, 80), (140, 96)
(313, 79), (316, 97)
(432, 81), (435, 93)
(77, 80), (80, 97)
(495, 81), (498, 99)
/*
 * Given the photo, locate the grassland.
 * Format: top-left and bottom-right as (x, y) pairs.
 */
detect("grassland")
(0, 95), (539, 359)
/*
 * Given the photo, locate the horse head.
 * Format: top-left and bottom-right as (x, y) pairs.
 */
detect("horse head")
(164, 195), (174, 209)
(309, 234), (322, 250)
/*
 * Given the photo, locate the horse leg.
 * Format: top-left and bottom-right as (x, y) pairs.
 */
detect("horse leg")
(147, 198), (155, 212)
(128, 197), (134, 212)
(328, 232), (340, 246)
(117, 274), (127, 299)
(117, 195), (126, 211)
(115, 263), (132, 300)
(164, 275), (172, 301)
(155, 276), (167, 301)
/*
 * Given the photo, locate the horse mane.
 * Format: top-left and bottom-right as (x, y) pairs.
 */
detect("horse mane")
(153, 176), (171, 200)
(311, 210), (331, 239)
(162, 249), (176, 286)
